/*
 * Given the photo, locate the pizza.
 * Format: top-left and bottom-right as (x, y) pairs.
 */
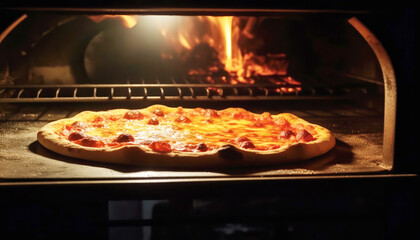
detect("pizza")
(37, 105), (335, 168)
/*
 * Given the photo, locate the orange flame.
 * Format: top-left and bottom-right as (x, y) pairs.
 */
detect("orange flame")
(156, 16), (244, 77)
(153, 16), (300, 92)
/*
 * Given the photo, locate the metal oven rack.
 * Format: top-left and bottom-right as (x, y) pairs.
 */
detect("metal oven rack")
(0, 76), (376, 103)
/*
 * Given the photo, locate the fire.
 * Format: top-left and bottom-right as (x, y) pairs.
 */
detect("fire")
(87, 15), (300, 93)
(197, 16), (243, 78)
(220, 17), (233, 69)
(155, 15), (301, 93)
(156, 16), (292, 83)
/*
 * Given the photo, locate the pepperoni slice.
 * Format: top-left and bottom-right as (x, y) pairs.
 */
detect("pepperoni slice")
(196, 143), (208, 152)
(240, 141), (256, 149)
(153, 109), (164, 117)
(296, 129), (314, 142)
(149, 141), (172, 153)
(80, 137), (105, 147)
(147, 117), (159, 125)
(175, 115), (192, 123)
(124, 110), (144, 120)
(114, 133), (135, 143)
(235, 136), (255, 149)
(279, 129), (295, 139)
(68, 131), (86, 141)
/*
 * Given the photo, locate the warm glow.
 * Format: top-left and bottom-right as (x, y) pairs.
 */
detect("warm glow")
(87, 15), (300, 93)
(88, 15), (138, 28)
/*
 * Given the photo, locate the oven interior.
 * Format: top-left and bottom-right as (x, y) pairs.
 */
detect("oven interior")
(1, 7), (415, 239)
(0, 9), (393, 178)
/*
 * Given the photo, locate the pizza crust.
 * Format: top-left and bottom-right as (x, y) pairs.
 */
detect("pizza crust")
(37, 106), (335, 168)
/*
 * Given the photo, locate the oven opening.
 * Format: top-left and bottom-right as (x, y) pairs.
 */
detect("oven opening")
(0, 10), (395, 175)
(0, 12), (384, 102)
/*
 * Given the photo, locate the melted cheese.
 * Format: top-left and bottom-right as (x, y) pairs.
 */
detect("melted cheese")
(62, 106), (317, 152)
